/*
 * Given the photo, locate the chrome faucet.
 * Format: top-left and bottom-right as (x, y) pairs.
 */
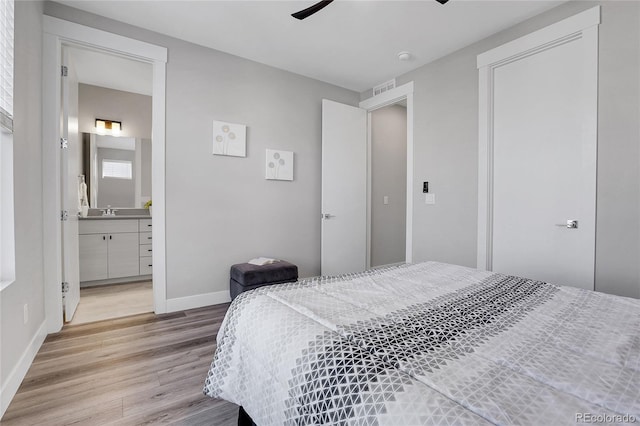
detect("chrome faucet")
(101, 205), (118, 216)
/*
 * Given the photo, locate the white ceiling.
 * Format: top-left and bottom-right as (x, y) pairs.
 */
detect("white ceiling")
(58, 0), (566, 93)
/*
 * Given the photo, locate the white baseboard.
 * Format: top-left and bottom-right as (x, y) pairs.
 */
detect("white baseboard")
(1, 320), (47, 419)
(165, 290), (231, 313)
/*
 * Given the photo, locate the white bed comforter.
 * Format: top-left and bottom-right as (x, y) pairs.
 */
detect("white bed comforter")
(204, 262), (640, 425)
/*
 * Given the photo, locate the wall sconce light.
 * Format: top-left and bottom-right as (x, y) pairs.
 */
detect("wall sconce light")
(95, 119), (122, 135)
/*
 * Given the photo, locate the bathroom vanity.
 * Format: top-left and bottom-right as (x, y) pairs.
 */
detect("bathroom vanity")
(79, 216), (152, 285)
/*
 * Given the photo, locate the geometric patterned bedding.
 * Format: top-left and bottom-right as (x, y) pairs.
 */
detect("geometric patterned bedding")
(204, 262), (640, 425)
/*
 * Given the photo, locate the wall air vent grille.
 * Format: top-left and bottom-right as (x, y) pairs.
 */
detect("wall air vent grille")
(373, 79), (396, 96)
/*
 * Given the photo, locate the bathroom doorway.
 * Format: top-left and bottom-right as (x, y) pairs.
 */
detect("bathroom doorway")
(61, 45), (154, 325)
(43, 16), (167, 333)
(369, 102), (407, 268)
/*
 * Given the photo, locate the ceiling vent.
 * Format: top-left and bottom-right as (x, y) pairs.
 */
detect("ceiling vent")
(373, 79), (396, 96)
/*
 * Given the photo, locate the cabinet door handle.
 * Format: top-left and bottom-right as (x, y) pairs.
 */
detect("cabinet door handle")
(147, 237), (152, 240)
(147, 224), (152, 227)
(110, 235), (112, 240)
(103, 235), (106, 240)
(148, 264), (152, 267)
(147, 249), (152, 252)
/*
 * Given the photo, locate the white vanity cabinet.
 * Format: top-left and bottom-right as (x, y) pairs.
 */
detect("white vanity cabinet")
(79, 219), (151, 283)
(107, 233), (140, 278)
(78, 234), (109, 281)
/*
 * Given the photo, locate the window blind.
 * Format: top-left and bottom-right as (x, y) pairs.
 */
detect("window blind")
(0, 0), (13, 133)
(102, 159), (133, 179)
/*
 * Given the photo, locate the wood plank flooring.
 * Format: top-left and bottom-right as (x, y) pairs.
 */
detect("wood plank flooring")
(1, 304), (239, 425)
(70, 281), (154, 325)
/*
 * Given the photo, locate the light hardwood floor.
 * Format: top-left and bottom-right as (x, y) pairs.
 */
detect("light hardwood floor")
(1, 304), (239, 425)
(70, 281), (154, 325)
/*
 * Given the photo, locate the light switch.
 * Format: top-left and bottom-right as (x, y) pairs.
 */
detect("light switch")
(425, 194), (436, 205)
(383, 196), (389, 205)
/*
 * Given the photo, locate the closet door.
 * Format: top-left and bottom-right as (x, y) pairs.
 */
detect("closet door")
(477, 8), (599, 290)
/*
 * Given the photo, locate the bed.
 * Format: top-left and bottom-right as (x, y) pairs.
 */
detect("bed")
(203, 261), (640, 425)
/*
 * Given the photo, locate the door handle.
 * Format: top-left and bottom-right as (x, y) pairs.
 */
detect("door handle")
(555, 220), (578, 229)
(321, 213), (335, 220)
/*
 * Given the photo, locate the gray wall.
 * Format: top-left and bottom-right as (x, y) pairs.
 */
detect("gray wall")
(370, 105), (406, 267)
(141, 139), (153, 201)
(141, 139), (152, 200)
(44, 2), (360, 299)
(362, 1), (639, 298)
(97, 147), (136, 208)
(1, 0), (45, 395)
(78, 83), (152, 139)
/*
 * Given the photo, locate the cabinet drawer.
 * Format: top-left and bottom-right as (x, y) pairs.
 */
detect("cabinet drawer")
(139, 244), (152, 257)
(139, 219), (152, 230)
(139, 232), (152, 244)
(79, 219), (139, 235)
(140, 257), (153, 275)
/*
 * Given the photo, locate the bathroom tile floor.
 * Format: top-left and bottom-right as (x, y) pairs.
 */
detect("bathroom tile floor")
(69, 281), (154, 325)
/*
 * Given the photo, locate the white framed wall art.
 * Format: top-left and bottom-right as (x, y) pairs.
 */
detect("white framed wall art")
(213, 120), (246, 157)
(266, 149), (293, 181)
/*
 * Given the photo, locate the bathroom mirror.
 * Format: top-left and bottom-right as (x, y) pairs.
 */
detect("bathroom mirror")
(82, 133), (152, 208)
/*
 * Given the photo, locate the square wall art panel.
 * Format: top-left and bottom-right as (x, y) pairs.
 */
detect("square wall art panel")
(266, 149), (294, 181)
(213, 120), (246, 157)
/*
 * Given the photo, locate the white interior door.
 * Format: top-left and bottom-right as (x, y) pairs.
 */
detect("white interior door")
(490, 33), (596, 290)
(61, 51), (80, 322)
(321, 99), (367, 276)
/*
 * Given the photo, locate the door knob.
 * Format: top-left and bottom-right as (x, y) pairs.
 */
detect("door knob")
(321, 213), (335, 220)
(555, 220), (578, 229)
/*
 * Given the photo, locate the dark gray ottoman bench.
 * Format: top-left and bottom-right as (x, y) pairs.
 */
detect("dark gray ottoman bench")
(230, 260), (298, 301)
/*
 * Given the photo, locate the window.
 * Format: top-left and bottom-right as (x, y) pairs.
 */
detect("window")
(0, 0), (13, 131)
(0, 0), (14, 289)
(102, 159), (132, 179)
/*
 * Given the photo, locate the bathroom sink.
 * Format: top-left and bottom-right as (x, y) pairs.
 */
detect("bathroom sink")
(82, 208), (150, 219)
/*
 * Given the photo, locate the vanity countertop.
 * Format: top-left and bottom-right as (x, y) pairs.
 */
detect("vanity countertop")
(80, 215), (151, 220)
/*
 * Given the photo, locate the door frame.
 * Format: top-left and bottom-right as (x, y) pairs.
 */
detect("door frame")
(42, 16), (168, 333)
(360, 81), (414, 266)
(476, 7), (600, 271)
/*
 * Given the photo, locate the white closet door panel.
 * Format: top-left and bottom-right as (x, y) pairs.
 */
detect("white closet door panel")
(492, 38), (595, 290)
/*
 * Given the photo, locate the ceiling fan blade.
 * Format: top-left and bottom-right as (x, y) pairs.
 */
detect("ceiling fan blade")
(291, 0), (334, 20)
